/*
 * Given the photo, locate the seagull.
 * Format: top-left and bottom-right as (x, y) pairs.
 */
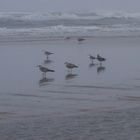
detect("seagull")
(64, 62), (78, 73)
(77, 38), (85, 42)
(89, 54), (96, 64)
(65, 37), (71, 40)
(43, 51), (54, 59)
(96, 54), (106, 64)
(37, 65), (55, 75)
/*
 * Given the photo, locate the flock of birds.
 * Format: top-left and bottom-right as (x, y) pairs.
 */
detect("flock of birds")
(37, 50), (106, 78)
(37, 37), (106, 85)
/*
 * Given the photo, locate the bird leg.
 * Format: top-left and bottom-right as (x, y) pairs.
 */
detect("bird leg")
(71, 69), (72, 74)
(46, 55), (49, 60)
(42, 72), (46, 78)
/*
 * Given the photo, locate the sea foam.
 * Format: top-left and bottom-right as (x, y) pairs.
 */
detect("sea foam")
(0, 11), (140, 41)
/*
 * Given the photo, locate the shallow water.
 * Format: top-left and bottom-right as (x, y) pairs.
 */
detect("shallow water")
(0, 37), (140, 90)
(0, 37), (140, 139)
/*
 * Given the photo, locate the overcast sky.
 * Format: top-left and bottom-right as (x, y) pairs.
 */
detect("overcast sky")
(0, 0), (140, 13)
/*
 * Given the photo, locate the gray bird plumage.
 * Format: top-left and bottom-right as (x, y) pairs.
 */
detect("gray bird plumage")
(37, 65), (55, 73)
(77, 38), (85, 42)
(97, 54), (106, 64)
(89, 54), (96, 63)
(43, 51), (54, 59)
(65, 62), (78, 69)
(44, 51), (54, 56)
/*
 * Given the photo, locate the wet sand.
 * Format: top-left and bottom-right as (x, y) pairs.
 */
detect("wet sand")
(0, 37), (140, 139)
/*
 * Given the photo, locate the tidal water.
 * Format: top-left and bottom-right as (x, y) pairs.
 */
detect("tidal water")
(0, 37), (140, 139)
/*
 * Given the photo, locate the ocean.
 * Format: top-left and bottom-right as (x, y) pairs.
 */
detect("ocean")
(0, 11), (140, 41)
(0, 11), (140, 140)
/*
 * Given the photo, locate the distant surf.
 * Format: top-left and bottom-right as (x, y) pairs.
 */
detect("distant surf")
(0, 11), (140, 41)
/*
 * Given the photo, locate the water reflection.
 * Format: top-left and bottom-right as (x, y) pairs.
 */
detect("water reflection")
(43, 59), (53, 65)
(89, 63), (98, 68)
(89, 61), (106, 74)
(65, 73), (78, 80)
(39, 76), (54, 86)
(97, 65), (106, 74)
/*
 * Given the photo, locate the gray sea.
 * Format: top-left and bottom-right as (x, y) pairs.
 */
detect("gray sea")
(0, 12), (140, 140)
(0, 11), (140, 41)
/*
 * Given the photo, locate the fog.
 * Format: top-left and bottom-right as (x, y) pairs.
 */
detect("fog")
(0, 0), (140, 13)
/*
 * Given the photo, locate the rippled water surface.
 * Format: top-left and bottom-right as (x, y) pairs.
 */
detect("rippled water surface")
(0, 37), (140, 139)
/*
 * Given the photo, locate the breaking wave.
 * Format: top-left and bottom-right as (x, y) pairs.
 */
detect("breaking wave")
(0, 11), (140, 41)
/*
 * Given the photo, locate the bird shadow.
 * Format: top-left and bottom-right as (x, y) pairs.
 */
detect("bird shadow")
(65, 73), (78, 80)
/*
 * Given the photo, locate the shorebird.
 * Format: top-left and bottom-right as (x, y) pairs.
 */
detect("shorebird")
(96, 54), (106, 64)
(65, 37), (71, 40)
(77, 38), (85, 42)
(89, 54), (96, 64)
(37, 65), (55, 75)
(64, 62), (78, 73)
(43, 51), (54, 59)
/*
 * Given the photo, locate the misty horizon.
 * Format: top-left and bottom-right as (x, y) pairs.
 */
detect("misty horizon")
(0, 0), (140, 13)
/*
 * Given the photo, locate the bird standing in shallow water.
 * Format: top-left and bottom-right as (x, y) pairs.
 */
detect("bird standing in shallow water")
(96, 54), (106, 65)
(37, 65), (55, 76)
(64, 62), (78, 73)
(44, 51), (54, 60)
(89, 54), (96, 64)
(77, 38), (85, 42)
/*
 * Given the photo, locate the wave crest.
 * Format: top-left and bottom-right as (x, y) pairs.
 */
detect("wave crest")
(0, 11), (140, 40)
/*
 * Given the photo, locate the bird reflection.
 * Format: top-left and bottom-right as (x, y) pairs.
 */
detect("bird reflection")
(65, 73), (78, 80)
(39, 76), (54, 86)
(89, 62), (98, 68)
(97, 65), (106, 74)
(43, 59), (53, 65)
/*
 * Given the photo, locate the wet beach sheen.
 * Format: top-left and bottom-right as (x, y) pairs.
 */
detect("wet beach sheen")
(0, 37), (140, 139)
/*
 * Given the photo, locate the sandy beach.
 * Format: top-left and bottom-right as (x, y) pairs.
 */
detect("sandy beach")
(0, 36), (140, 139)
